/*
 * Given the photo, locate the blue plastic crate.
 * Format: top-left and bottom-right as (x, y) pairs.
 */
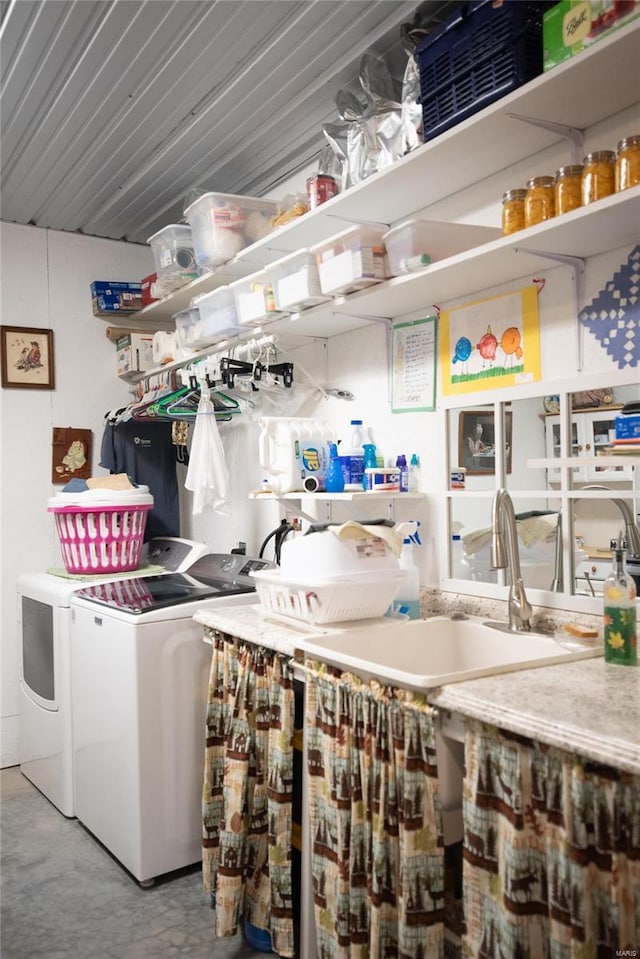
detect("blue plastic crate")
(415, 0), (551, 142)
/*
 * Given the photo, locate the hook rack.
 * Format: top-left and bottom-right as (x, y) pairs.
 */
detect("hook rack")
(220, 357), (293, 390)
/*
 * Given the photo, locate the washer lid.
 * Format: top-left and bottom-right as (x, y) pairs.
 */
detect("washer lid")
(71, 554), (273, 615)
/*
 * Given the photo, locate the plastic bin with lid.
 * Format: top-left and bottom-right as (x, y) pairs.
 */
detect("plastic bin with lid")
(188, 287), (239, 347)
(229, 269), (288, 328)
(310, 225), (388, 296)
(382, 219), (435, 276)
(184, 192), (278, 271)
(266, 249), (331, 312)
(147, 224), (198, 284)
(173, 307), (203, 351)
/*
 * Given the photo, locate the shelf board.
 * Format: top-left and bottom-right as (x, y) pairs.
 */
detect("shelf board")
(250, 491), (425, 502)
(122, 186), (640, 348)
(338, 188), (640, 319)
(528, 456), (640, 468)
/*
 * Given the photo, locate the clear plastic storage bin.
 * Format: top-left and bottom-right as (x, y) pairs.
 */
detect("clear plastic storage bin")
(230, 269), (288, 327)
(187, 287), (239, 346)
(184, 192), (278, 271)
(174, 307), (202, 350)
(147, 224), (198, 282)
(266, 249), (330, 312)
(383, 219), (434, 275)
(310, 225), (388, 296)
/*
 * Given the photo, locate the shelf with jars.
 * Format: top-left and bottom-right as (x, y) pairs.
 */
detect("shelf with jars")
(121, 18), (639, 338)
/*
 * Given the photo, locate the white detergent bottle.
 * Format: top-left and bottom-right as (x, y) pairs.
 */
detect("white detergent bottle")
(339, 418), (367, 489)
(394, 522), (422, 619)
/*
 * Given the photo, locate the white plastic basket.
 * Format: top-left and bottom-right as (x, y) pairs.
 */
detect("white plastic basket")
(251, 569), (403, 625)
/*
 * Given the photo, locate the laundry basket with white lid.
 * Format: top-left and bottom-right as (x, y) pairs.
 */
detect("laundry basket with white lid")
(47, 487), (154, 574)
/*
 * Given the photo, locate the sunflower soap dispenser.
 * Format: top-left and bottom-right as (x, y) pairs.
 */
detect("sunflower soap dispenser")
(603, 538), (638, 667)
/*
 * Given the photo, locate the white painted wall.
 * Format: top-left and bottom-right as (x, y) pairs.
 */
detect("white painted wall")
(0, 225), (154, 765)
(2, 98), (638, 766)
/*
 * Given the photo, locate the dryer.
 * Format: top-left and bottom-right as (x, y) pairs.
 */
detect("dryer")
(16, 537), (208, 817)
(69, 553), (272, 885)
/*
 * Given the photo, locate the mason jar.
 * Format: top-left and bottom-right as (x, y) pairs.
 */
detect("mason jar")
(524, 176), (556, 227)
(501, 188), (527, 235)
(616, 135), (640, 191)
(581, 150), (616, 205)
(555, 165), (583, 215)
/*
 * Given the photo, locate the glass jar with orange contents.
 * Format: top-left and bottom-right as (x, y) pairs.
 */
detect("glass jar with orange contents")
(501, 188), (527, 235)
(581, 150), (616, 205)
(555, 165), (583, 215)
(616, 135), (640, 191)
(524, 176), (555, 227)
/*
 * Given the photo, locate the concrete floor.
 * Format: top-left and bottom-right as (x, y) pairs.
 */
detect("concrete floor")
(0, 767), (267, 959)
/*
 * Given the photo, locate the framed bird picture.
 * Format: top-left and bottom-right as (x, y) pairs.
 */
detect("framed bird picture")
(439, 286), (541, 396)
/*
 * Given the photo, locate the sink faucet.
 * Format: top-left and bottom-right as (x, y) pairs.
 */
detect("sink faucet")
(582, 485), (640, 556)
(491, 489), (533, 632)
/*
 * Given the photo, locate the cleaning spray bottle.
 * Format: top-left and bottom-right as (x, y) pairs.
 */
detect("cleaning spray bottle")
(362, 443), (378, 491)
(394, 521), (422, 619)
(325, 442), (345, 493)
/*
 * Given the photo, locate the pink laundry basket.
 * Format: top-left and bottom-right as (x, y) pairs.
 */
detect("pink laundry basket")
(48, 500), (153, 574)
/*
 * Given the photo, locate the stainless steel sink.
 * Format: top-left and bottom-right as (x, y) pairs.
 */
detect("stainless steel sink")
(296, 615), (602, 690)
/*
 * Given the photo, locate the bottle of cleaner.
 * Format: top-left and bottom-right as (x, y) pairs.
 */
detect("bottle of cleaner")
(409, 453), (421, 492)
(396, 454), (408, 492)
(603, 538), (637, 666)
(362, 443), (378, 491)
(394, 521), (422, 619)
(339, 419), (366, 489)
(325, 442), (345, 493)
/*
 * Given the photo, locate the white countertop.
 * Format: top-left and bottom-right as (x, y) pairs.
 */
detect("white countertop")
(193, 603), (640, 775)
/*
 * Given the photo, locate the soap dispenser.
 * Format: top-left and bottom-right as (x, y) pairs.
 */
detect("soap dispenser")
(603, 538), (637, 666)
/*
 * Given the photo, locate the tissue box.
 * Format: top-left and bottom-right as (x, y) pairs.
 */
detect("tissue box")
(116, 333), (154, 376)
(543, 0), (640, 72)
(91, 281), (143, 317)
(616, 413), (640, 441)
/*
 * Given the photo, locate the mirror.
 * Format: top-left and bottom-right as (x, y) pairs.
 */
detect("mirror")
(447, 382), (640, 600)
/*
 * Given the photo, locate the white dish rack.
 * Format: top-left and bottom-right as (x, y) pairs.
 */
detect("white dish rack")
(251, 569), (403, 625)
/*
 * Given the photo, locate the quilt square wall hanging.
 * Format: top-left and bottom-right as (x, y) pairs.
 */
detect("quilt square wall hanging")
(579, 244), (640, 368)
(439, 286), (541, 397)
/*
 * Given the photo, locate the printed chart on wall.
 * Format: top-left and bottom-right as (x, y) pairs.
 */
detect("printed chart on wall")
(391, 316), (436, 413)
(439, 286), (541, 397)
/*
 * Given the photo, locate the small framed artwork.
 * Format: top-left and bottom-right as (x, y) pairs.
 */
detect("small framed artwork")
(52, 428), (92, 484)
(1, 326), (55, 390)
(459, 409), (513, 475)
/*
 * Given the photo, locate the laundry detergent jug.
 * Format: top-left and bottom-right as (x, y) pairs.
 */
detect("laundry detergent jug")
(258, 417), (336, 494)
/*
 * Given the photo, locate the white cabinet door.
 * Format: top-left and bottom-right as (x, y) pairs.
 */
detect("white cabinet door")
(544, 415), (581, 482)
(544, 410), (632, 482)
(582, 410), (631, 481)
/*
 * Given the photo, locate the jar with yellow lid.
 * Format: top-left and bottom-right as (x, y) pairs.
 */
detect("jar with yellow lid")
(581, 150), (616, 205)
(616, 135), (640, 191)
(555, 165), (583, 216)
(501, 188), (527, 235)
(524, 176), (555, 228)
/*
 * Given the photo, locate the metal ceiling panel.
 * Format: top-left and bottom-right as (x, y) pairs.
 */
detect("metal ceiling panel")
(0, 0), (456, 244)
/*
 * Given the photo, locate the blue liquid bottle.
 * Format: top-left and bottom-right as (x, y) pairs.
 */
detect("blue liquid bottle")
(325, 442), (345, 493)
(362, 443), (378, 490)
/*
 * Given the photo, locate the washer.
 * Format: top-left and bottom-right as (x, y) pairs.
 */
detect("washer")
(68, 553), (272, 885)
(16, 537), (208, 818)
